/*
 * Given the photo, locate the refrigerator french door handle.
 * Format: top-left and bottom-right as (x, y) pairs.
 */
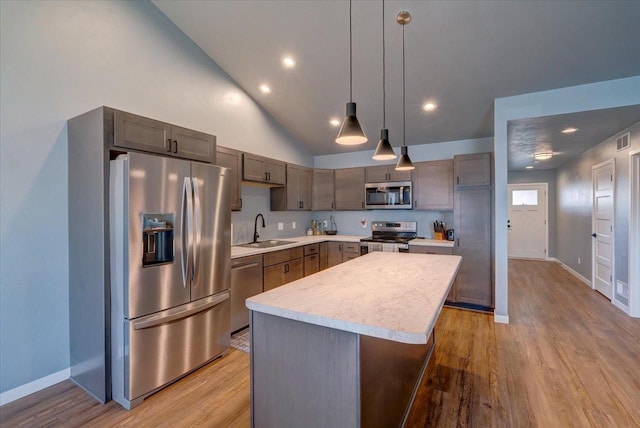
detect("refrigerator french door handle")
(191, 177), (202, 286)
(181, 177), (194, 288)
(132, 292), (230, 330)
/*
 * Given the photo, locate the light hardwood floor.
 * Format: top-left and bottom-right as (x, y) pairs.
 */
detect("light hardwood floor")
(2, 259), (639, 427)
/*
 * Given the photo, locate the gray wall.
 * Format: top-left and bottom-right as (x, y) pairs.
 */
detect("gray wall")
(556, 121), (640, 287)
(0, 1), (311, 394)
(508, 169), (557, 257)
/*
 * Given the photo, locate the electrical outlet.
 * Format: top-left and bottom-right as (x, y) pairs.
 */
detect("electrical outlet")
(278, 222), (284, 231)
(578, 257), (581, 265)
(323, 220), (328, 228)
(292, 221), (296, 229)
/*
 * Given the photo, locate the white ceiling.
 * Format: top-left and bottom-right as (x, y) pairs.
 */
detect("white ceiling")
(153, 0), (640, 162)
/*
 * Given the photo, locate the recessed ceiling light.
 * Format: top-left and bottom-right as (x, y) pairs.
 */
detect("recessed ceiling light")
(525, 165), (534, 169)
(422, 102), (437, 111)
(534, 152), (553, 160)
(281, 56), (296, 68)
(562, 127), (578, 134)
(329, 118), (341, 127)
(259, 84), (271, 94)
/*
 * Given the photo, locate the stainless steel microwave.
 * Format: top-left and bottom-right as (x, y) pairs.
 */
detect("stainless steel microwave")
(364, 181), (412, 209)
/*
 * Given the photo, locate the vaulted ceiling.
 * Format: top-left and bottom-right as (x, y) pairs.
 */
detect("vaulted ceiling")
(153, 1), (640, 168)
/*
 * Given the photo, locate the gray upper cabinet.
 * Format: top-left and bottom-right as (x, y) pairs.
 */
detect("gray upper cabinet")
(113, 110), (215, 163)
(285, 164), (312, 211)
(365, 165), (411, 182)
(312, 169), (335, 210)
(243, 153), (285, 185)
(334, 167), (365, 210)
(216, 146), (242, 211)
(454, 153), (491, 187)
(413, 160), (454, 210)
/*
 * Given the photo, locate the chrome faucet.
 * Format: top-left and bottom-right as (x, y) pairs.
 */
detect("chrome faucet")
(253, 213), (265, 243)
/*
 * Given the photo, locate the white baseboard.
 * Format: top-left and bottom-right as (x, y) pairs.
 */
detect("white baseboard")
(546, 257), (559, 262)
(612, 298), (630, 315)
(494, 314), (510, 324)
(555, 259), (592, 287)
(0, 367), (69, 406)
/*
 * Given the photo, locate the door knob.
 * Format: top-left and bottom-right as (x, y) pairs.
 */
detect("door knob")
(591, 233), (597, 238)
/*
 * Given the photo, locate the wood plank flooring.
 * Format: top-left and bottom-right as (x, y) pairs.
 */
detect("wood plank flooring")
(2, 259), (639, 427)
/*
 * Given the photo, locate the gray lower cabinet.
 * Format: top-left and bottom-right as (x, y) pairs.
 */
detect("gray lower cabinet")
(230, 255), (263, 333)
(216, 146), (242, 211)
(113, 110), (215, 163)
(327, 242), (344, 268)
(304, 243), (320, 276)
(413, 160), (454, 210)
(334, 167), (365, 210)
(319, 242), (328, 270)
(342, 242), (360, 262)
(312, 169), (335, 210)
(263, 247), (304, 291)
(409, 245), (454, 255)
(454, 186), (493, 308)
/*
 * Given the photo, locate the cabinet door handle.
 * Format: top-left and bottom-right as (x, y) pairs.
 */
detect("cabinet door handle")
(361, 201), (364, 209)
(172, 140), (178, 153)
(456, 176), (460, 185)
(239, 198), (243, 209)
(284, 263), (289, 273)
(267, 172), (271, 181)
(331, 202), (334, 209)
(414, 200), (417, 208)
(166, 138), (172, 152)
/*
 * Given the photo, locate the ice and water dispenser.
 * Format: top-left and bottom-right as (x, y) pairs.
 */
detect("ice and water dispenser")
(142, 213), (175, 266)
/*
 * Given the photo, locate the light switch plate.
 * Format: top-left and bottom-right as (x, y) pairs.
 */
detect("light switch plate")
(278, 222), (284, 231)
(292, 221), (296, 229)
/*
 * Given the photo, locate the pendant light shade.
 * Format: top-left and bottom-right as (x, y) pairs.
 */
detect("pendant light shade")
(373, 129), (396, 160)
(336, 0), (367, 146)
(373, 0), (396, 161)
(336, 102), (367, 145)
(395, 10), (414, 171)
(395, 146), (415, 171)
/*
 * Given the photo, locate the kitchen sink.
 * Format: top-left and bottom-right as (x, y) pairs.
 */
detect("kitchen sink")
(238, 240), (296, 249)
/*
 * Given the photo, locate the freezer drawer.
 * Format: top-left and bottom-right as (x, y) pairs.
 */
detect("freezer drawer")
(120, 292), (230, 406)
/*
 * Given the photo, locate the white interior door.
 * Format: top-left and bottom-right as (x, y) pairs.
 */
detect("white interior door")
(508, 183), (547, 259)
(592, 160), (615, 300)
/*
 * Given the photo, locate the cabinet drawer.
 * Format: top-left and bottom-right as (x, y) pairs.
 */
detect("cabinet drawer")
(263, 247), (304, 267)
(409, 246), (454, 255)
(304, 243), (319, 256)
(342, 242), (360, 254)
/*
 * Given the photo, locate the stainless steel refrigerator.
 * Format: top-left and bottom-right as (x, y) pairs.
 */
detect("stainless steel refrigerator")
(109, 152), (231, 409)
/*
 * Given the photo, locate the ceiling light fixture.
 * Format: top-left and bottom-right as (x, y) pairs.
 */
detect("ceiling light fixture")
(525, 165), (534, 169)
(562, 127), (578, 134)
(281, 56), (296, 68)
(533, 151), (553, 160)
(259, 84), (271, 94)
(373, 0), (396, 161)
(422, 102), (437, 111)
(395, 11), (414, 171)
(330, 118), (341, 127)
(336, 0), (367, 145)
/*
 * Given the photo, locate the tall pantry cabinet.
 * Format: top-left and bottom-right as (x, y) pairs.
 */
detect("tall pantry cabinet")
(450, 153), (493, 309)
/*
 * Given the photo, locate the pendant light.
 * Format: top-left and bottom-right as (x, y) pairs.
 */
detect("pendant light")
(373, 0), (396, 160)
(336, 0), (368, 145)
(395, 11), (415, 171)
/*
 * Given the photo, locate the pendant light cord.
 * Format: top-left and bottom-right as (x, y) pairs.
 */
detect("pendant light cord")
(382, 0), (385, 128)
(402, 20), (406, 147)
(349, 0), (353, 103)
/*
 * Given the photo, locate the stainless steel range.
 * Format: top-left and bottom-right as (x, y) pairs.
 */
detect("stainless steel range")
(360, 221), (417, 254)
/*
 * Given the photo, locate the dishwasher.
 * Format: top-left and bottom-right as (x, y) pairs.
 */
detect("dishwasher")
(230, 255), (264, 333)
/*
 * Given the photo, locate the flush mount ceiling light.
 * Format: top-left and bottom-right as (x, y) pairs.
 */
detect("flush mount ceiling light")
(534, 151), (553, 160)
(562, 127), (578, 134)
(259, 84), (271, 94)
(336, 0), (367, 145)
(395, 10), (414, 171)
(422, 102), (437, 111)
(373, 0), (396, 161)
(281, 56), (296, 68)
(525, 165), (534, 169)
(330, 118), (341, 127)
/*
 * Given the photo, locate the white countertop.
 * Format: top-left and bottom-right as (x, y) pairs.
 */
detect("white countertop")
(408, 238), (455, 248)
(231, 234), (365, 259)
(246, 252), (461, 344)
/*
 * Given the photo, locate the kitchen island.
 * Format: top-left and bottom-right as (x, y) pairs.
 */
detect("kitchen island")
(246, 252), (461, 428)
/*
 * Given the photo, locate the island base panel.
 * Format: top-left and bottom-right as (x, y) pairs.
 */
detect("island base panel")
(250, 311), (435, 428)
